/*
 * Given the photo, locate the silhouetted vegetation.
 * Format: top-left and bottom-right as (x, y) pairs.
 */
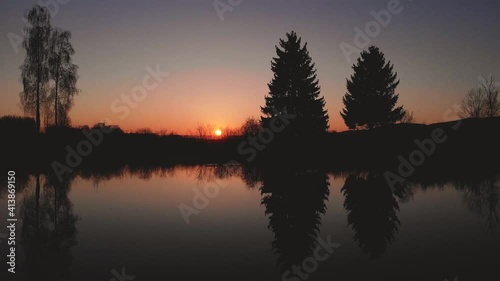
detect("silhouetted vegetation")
(3, 3), (500, 281)
(261, 31), (329, 137)
(48, 28), (79, 126)
(20, 5), (79, 131)
(2, 115), (500, 177)
(341, 46), (405, 129)
(20, 5), (52, 132)
(19, 173), (79, 280)
(260, 168), (330, 270)
(2, 162), (498, 281)
(460, 76), (499, 119)
(240, 117), (261, 136)
(342, 173), (400, 258)
(459, 176), (500, 234)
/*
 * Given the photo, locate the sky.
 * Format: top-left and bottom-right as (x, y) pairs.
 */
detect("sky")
(1, 0), (499, 134)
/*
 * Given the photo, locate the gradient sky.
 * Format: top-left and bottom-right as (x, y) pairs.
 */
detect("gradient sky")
(1, 0), (499, 133)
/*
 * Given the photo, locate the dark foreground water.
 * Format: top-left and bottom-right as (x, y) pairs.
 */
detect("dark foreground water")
(1, 165), (499, 281)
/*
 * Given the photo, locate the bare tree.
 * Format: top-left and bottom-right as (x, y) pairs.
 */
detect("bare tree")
(460, 89), (485, 119)
(479, 76), (500, 118)
(20, 5), (52, 132)
(49, 28), (79, 126)
(400, 110), (415, 124)
(195, 122), (207, 138)
(205, 123), (215, 139)
(241, 117), (261, 136)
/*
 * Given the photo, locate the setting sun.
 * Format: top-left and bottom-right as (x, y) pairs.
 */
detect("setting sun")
(215, 129), (222, 136)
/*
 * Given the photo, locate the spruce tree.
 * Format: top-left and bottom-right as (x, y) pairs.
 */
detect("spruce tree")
(341, 46), (404, 129)
(261, 31), (329, 137)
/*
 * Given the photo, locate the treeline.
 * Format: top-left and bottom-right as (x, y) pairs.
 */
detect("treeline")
(460, 76), (500, 119)
(2, 115), (500, 176)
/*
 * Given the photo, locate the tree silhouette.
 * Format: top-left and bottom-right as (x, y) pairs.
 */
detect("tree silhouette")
(341, 173), (400, 258)
(261, 31), (329, 136)
(341, 46), (404, 129)
(460, 76), (499, 119)
(20, 174), (79, 280)
(240, 117), (261, 136)
(459, 177), (500, 234)
(48, 28), (79, 126)
(260, 169), (330, 270)
(481, 76), (500, 118)
(459, 89), (485, 119)
(20, 5), (52, 132)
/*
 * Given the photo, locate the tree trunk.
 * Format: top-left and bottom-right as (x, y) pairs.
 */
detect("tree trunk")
(36, 174), (40, 230)
(36, 82), (40, 132)
(54, 67), (59, 126)
(36, 28), (41, 133)
(54, 182), (58, 235)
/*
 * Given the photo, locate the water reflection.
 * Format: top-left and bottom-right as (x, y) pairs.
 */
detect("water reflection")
(341, 173), (400, 258)
(1, 165), (499, 280)
(260, 169), (330, 270)
(19, 172), (79, 280)
(457, 176), (500, 234)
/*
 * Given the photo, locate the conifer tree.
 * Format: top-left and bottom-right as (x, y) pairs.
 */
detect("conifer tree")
(261, 31), (329, 136)
(341, 46), (404, 129)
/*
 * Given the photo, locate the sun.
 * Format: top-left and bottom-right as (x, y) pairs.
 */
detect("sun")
(215, 129), (222, 136)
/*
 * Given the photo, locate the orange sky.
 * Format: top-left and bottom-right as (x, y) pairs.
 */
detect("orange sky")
(1, 0), (498, 134)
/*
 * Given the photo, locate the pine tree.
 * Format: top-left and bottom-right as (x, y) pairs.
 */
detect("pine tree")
(341, 46), (404, 129)
(261, 31), (329, 137)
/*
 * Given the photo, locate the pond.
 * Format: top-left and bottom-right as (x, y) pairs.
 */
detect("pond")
(1, 165), (499, 281)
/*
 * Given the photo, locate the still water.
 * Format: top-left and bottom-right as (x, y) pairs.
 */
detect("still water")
(1, 165), (499, 281)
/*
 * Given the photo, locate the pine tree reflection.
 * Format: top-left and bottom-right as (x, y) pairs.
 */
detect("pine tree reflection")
(341, 173), (400, 258)
(260, 169), (330, 270)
